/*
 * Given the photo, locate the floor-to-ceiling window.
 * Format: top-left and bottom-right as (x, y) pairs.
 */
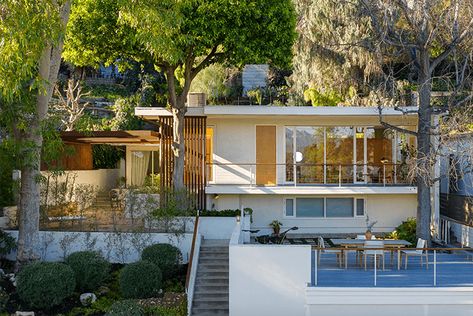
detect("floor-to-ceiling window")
(285, 126), (412, 184)
(130, 149), (159, 187)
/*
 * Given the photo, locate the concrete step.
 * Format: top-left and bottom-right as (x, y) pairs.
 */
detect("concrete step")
(196, 278), (228, 286)
(193, 291), (228, 299)
(199, 252), (229, 259)
(200, 246), (229, 252)
(192, 308), (229, 316)
(193, 301), (229, 309)
(202, 239), (229, 246)
(199, 257), (228, 264)
(194, 284), (229, 292)
(196, 271), (228, 278)
(198, 267), (229, 274)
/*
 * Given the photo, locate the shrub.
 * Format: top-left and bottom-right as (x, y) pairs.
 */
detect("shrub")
(17, 262), (75, 310)
(387, 217), (417, 245)
(65, 251), (111, 292)
(0, 288), (8, 312)
(120, 261), (162, 299)
(141, 244), (182, 280)
(105, 300), (144, 316)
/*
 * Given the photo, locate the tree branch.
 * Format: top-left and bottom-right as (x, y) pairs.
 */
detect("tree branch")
(378, 105), (418, 136)
(430, 16), (473, 72)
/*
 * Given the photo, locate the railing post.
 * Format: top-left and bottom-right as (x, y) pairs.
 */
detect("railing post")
(339, 164), (342, 187)
(434, 250), (437, 286)
(383, 164), (386, 187)
(294, 163), (297, 187)
(374, 253), (377, 286)
(250, 165), (254, 187)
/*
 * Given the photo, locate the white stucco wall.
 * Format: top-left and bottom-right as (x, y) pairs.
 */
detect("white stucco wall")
(305, 287), (473, 316)
(198, 217), (238, 240)
(229, 244), (311, 316)
(5, 230), (192, 263)
(214, 194), (416, 234)
(41, 169), (120, 192)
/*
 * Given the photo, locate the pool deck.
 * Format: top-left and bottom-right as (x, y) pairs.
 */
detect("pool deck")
(315, 251), (473, 287)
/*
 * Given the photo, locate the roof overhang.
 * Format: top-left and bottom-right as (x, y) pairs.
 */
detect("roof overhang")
(135, 105), (419, 120)
(60, 130), (160, 145)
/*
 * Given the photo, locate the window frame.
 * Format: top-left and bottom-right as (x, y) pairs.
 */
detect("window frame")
(283, 196), (367, 219)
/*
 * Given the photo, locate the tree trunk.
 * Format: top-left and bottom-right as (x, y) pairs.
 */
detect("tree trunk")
(172, 105), (186, 190)
(16, 0), (71, 268)
(415, 49), (433, 243)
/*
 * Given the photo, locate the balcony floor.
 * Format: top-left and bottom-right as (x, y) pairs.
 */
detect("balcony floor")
(315, 251), (473, 287)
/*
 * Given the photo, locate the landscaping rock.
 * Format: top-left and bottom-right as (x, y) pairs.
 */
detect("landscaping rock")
(80, 293), (97, 306)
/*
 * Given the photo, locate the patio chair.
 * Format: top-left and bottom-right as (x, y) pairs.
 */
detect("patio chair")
(317, 236), (343, 268)
(401, 238), (428, 269)
(363, 240), (385, 271)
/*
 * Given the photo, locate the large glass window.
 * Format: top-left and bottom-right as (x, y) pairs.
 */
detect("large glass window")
(295, 127), (324, 183)
(326, 198), (354, 217)
(285, 128), (294, 182)
(366, 127), (393, 183)
(326, 127), (354, 183)
(296, 198), (324, 217)
(286, 197), (362, 218)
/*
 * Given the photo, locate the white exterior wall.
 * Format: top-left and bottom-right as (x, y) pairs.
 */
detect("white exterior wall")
(5, 230), (192, 263)
(305, 287), (473, 316)
(198, 217), (238, 240)
(41, 169), (120, 192)
(216, 194), (416, 234)
(229, 244), (311, 316)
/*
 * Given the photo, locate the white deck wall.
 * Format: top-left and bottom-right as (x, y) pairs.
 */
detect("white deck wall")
(41, 169), (120, 192)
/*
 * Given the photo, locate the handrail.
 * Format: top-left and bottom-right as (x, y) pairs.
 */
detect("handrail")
(185, 214), (200, 292)
(311, 246), (473, 251)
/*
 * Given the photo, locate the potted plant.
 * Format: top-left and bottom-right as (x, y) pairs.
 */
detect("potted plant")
(269, 220), (282, 236)
(365, 215), (377, 240)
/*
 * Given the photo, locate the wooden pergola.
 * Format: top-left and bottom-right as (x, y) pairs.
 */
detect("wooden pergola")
(60, 130), (160, 145)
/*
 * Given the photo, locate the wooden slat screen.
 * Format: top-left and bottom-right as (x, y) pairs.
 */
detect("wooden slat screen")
(256, 125), (276, 185)
(159, 116), (206, 210)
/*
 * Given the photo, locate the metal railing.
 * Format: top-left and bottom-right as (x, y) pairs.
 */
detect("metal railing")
(311, 246), (473, 287)
(206, 162), (411, 186)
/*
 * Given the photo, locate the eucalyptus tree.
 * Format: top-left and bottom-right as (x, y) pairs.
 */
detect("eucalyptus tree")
(290, 0), (382, 103)
(360, 0), (473, 242)
(0, 0), (71, 265)
(64, 0), (296, 191)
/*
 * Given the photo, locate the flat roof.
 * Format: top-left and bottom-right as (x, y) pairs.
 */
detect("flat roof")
(61, 130), (160, 145)
(135, 105), (419, 119)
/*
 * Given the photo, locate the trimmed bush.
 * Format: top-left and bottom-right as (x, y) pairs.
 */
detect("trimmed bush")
(120, 261), (162, 299)
(17, 262), (75, 310)
(0, 288), (8, 312)
(141, 244), (182, 280)
(66, 251), (111, 292)
(105, 300), (144, 316)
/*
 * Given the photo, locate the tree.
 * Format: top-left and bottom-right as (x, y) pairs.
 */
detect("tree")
(0, 0), (71, 265)
(361, 0), (473, 242)
(52, 79), (89, 131)
(65, 0), (296, 191)
(289, 0), (383, 104)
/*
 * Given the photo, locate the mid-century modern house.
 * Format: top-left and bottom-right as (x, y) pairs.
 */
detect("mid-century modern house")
(135, 105), (419, 235)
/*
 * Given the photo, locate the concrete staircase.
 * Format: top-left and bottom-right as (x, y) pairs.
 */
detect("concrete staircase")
(192, 239), (229, 316)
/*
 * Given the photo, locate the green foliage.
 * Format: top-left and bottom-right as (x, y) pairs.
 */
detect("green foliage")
(83, 84), (131, 101)
(0, 288), (8, 312)
(143, 300), (187, 316)
(0, 0), (61, 100)
(107, 95), (144, 131)
(387, 217), (417, 245)
(189, 63), (229, 104)
(105, 300), (145, 316)
(0, 146), (16, 208)
(247, 88), (263, 105)
(120, 261), (163, 299)
(199, 209), (240, 217)
(65, 251), (111, 292)
(303, 88), (343, 106)
(0, 230), (16, 257)
(93, 145), (124, 169)
(17, 262), (75, 310)
(141, 244), (182, 281)
(64, 0), (137, 68)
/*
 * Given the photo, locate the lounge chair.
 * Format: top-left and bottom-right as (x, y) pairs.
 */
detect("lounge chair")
(317, 236), (343, 268)
(401, 238), (428, 269)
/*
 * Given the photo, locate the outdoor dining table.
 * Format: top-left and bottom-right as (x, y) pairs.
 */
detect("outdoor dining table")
(330, 239), (412, 270)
